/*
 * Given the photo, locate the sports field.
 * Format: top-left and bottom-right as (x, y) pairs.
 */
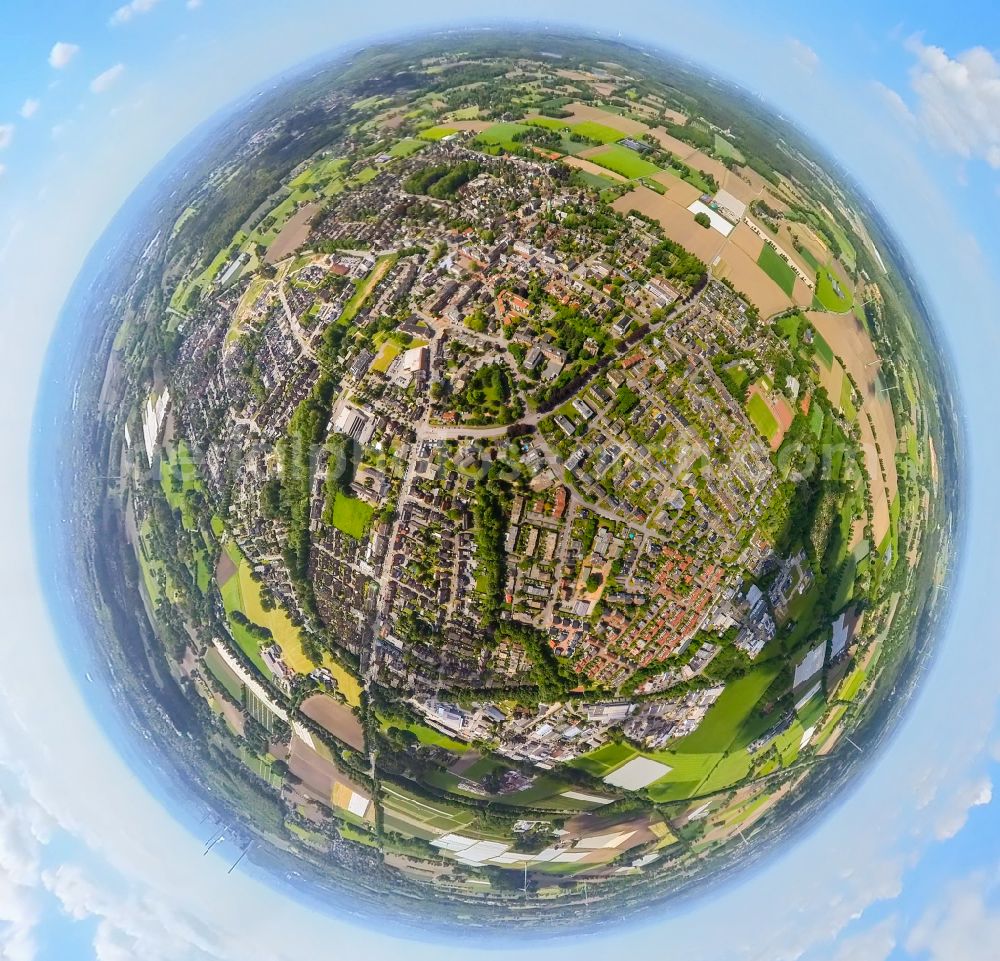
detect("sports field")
(747, 392), (780, 440)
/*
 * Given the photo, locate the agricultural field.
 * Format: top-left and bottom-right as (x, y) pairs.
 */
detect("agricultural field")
(757, 244), (797, 297)
(418, 125), (459, 140)
(585, 144), (663, 179)
(814, 265), (854, 312)
(475, 123), (534, 151)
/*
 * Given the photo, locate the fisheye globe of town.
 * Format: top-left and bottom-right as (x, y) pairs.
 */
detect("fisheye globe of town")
(71, 30), (956, 932)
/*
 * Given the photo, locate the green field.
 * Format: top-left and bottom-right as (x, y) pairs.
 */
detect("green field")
(747, 392), (780, 440)
(475, 123), (534, 151)
(571, 741), (637, 777)
(796, 243), (820, 271)
(572, 120), (631, 143)
(757, 244), (797, 296)
(418, 125), (459, 141)
(808, 402), (825, 438)
(204, 647), (245, 702)
(388, 138), (426, 158)
(812, 329), (835, 367)
(573, 169), (618, 190)
(378, 715), (470, 753)
(586, 144), (662, 179)
(160, 440), (203, 530)
(839, 376), (858, 421)
(526, 115), (569, 132)
(814, 266), (853, 312)
(838, 667), (867, 702)
(330, 491), (375, 539)
(672, 666), (781, 755)
(338, 253), (397, 328)
(714, 133), (745, 163)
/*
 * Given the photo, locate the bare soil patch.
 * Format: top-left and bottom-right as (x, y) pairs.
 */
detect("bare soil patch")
(265, 202), (319, 264)
(301, 693), (365, 751)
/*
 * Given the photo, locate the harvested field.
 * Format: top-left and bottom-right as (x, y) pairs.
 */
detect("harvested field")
(712, 242), (794, 316)
(807, 310), (898, 542)
(560, 102), (648, 136)
(729, 222), (765, 260)
(265, 202), (318, 264)
(287, 735), (372, 817)
(302, 694), (365, 751)
(613, 186), (727, 262)
(562, 155), (628, 182)
(215, 550), (237, 585)
(649, 172), (704, 205)
(649, 128), (700, 159)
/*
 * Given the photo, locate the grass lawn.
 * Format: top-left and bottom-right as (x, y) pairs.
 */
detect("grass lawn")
(814, 266), (853, 312)
(839, 376), (858, 422)
(671, 666), (781, 755)
(570, 741), (637, 777)
(747, 392), (780, 440)
(776, 312), (802, 348)
(330, 491), (375, 539)
(586, 144), (662, 179)
(757, 244), (797, 296)
(378, 714), (470, 753)
(838, 667), (867, 701)
(371, 338), (403, 373)
(338, 253), (397, 328)
(808, 403), (825, 438)
(418, 125), (459, 141)
(217, 541), (356, 684)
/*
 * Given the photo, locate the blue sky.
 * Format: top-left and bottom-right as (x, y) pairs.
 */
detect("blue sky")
(3, 2), (1000, 960)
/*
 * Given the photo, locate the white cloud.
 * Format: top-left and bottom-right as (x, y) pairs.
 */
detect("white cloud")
(18, 100), (39, 121)
(47, 42), (79, 69)
(905, 875), (1000, 960)
(90, 65), (126, 95)
(872, 81), (915, 126)
(0, 784), (52, 961)
(186, 0), (203, 8)
(0, 126), (13, 151)
(828, 917), (897, 961)
(788, 37), (820, 73)
(902, 37), (1000, 169)
(43, 864), (227, 961)
(0, 165), (6, 179)
(932, 775), (993, 840)
(110, 0), (163, 27)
